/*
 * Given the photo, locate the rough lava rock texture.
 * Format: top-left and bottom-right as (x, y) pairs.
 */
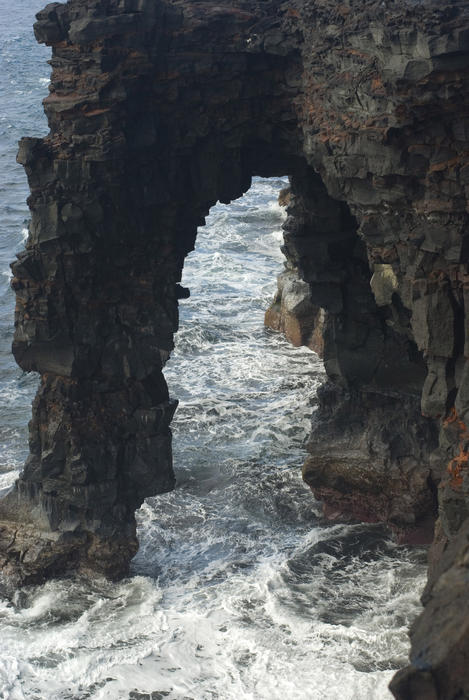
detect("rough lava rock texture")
(264, 267), (325, 354)
(265, 186), (325, 355)
(390, 516), (469, 699)
(2, 0), (469, 694)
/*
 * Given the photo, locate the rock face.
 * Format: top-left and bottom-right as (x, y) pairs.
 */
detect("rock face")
(265, 187), (325, 355)
(3, 0), (469, 693)
(390, 517), (469, 699)
(265, 268), (325, 355)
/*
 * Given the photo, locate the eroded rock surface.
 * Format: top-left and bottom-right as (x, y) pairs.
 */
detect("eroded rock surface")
(390, 517), (469, 699)
(265, 187), (325, 355)
(265, 268), (325, 355)
(3, 0), (469, 693)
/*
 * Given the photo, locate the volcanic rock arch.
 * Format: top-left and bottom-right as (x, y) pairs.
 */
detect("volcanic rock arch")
(2, 0), (469, 695)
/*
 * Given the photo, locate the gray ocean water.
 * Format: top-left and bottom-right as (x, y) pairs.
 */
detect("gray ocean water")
(0, 2), (427, 698)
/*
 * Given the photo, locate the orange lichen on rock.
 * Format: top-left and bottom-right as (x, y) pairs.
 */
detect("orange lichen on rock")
(444, 408), (469, 489)
(448, 446), (469, 489)
(443, 407), (466, 431)
(370, 76), (386, 94)
(429, 153), (469, 173)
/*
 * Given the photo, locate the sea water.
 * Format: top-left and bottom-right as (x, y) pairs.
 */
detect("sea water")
(0, 2), (426, 698)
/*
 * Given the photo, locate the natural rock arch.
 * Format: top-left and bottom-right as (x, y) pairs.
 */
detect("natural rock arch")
(1, 0), (469, 695)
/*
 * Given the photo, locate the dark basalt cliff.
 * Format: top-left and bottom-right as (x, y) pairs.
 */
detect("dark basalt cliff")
(2, 0), (469, 695)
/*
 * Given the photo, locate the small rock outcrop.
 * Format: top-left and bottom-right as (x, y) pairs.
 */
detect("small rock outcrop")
(265, 186), (325, 355)
(265, 269), (325, 355)
(2, 0), (469, 694)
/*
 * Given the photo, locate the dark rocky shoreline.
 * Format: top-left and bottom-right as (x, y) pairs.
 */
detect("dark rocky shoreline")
(1, 0), (469, 695)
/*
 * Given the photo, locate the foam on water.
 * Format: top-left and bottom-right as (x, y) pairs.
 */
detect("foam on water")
(0, 4), (427, 699)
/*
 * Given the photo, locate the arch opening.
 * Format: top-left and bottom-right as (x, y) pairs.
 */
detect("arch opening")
(119, 179), (426, 699)
(0, 151), (438, 584)
(0, 0), (440, 591)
